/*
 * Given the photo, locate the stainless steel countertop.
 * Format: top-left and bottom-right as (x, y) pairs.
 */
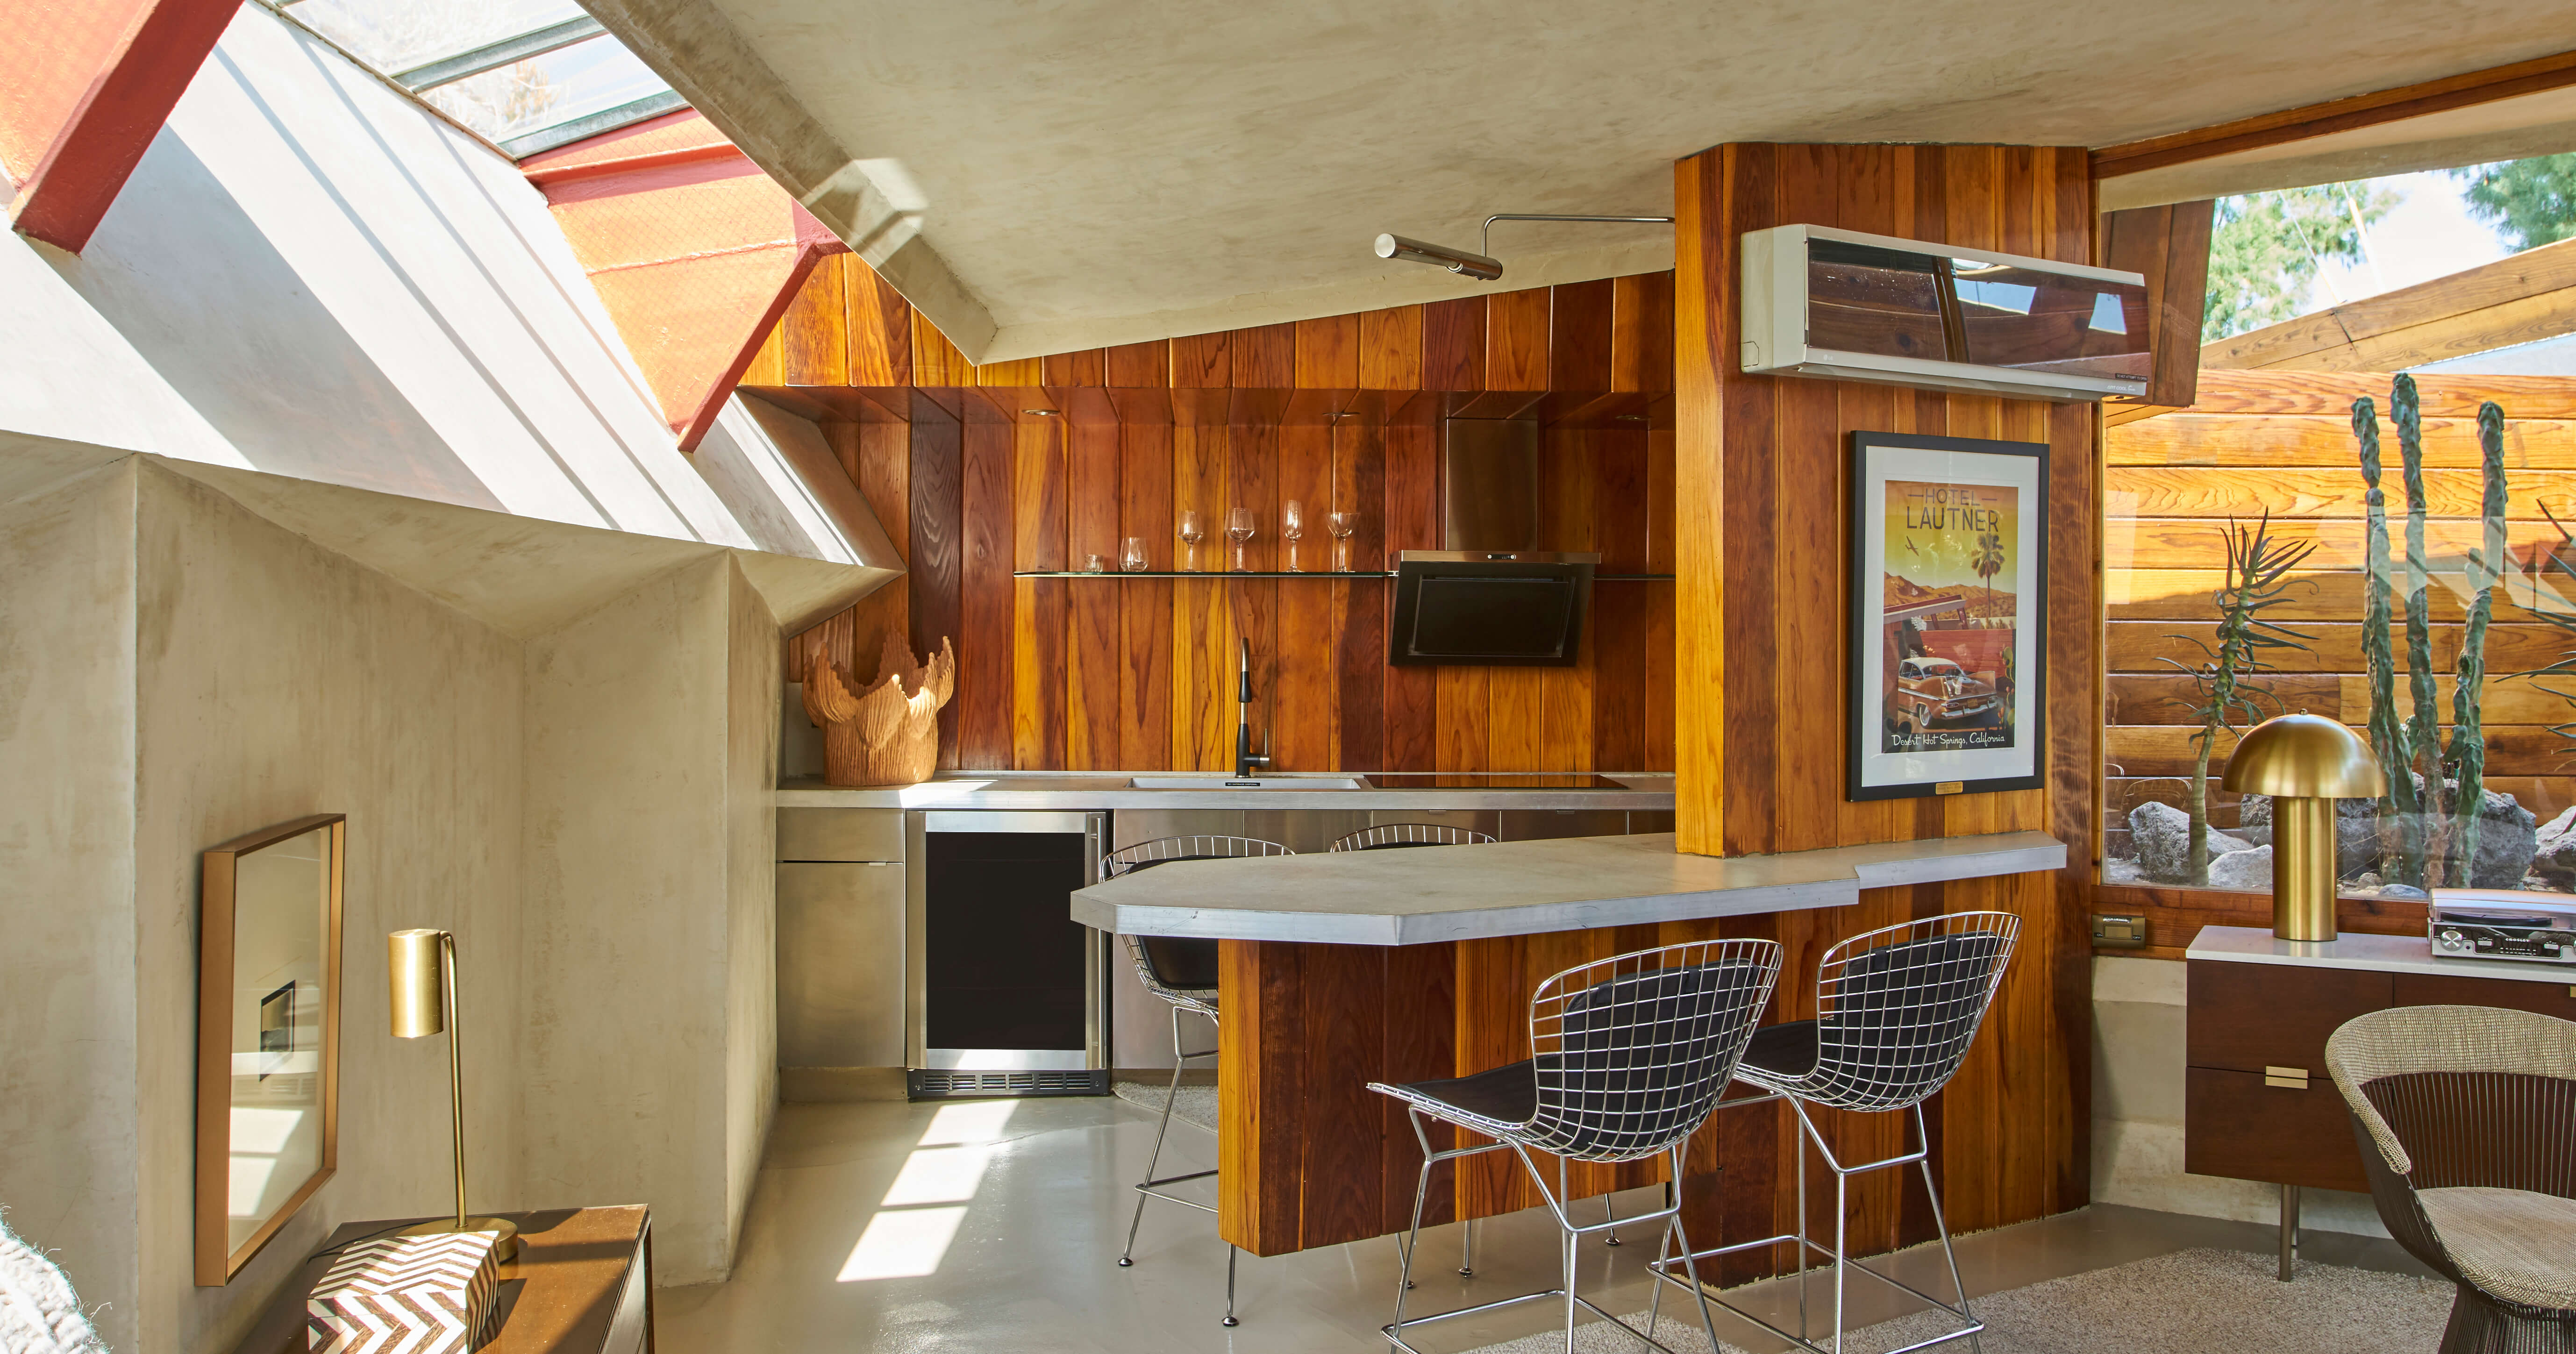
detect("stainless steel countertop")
(776, 771), (1676, 811)
(1070, 829), (2067, 945)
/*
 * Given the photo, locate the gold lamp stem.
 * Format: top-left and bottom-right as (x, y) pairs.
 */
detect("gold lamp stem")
(389, 926), (515, 1261)
(2271, 796), (2338, 941)
(442, 931), (467, 1233)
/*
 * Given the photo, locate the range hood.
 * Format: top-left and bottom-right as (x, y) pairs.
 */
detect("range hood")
(1387, 419), (1598, 667)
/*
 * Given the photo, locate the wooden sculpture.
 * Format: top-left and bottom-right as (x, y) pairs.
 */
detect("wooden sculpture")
(804, 632), (955, 786)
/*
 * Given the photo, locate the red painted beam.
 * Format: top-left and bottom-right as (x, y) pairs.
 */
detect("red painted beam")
(3, 0), (242, 252)
(522, 110), (847, 449)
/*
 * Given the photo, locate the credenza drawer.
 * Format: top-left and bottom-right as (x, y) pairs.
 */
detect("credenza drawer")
(2186, 960), (2390, 1077)
(2392, 972), (2576, 1018)
(2184, 1066), (2369, 1193)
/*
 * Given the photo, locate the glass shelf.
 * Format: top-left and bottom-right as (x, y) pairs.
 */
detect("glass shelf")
(1010, 571), (1677, 580)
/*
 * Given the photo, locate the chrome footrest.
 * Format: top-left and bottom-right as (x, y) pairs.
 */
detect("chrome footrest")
(1647, 1248), (1985, 1354)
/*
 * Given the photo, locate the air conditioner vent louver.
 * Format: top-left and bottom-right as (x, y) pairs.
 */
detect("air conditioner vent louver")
(906, 1068), (1109, 1100)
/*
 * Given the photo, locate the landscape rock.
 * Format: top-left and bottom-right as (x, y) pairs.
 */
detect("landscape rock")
(2236, 795), (2383, 879)
(2533, 806), (2576, 887)
(2447, 782), (2537, 890)
(2205, 844), (2274, 892)
(2129, 800), (2250, 884)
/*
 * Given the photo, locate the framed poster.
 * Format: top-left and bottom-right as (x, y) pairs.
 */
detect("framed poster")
(1848, 431), (2046, 800)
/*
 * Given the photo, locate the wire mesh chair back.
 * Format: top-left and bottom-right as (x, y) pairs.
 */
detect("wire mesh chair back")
(1328, 823), (1499, 852)
(1102, 836), (1294, 998)
(1522, 939), (1783, 1162)
(1795, 911), (2019, 1112)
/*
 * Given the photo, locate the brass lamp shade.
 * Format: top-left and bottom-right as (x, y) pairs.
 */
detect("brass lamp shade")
(387, 929), (445, 1038)
(2220, 713), (2384, 943)
(2220, 712), (2385, 798)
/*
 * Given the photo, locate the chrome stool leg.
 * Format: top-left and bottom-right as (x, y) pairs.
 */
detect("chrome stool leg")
(1223, 1244), (1239, 1327)
(1119, 1004), (1196, 1268)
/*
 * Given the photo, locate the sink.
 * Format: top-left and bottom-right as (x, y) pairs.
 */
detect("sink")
(1127, 776), (1371, 790)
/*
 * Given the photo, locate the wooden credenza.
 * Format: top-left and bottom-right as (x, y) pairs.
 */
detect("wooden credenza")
(2184, 926), (2576, 1269)
(230, 1206), (651, 1354)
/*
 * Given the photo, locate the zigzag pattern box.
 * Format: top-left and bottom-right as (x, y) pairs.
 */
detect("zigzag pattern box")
(307, 1231), (500, 1353)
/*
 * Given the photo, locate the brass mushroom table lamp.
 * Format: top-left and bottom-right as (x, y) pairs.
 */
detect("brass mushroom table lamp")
(2219, 713), (2385, 942)
(389, 928), (518, 1261)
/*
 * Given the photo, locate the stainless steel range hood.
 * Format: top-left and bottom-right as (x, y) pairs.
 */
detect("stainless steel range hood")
(1388, 419), (1598, 667)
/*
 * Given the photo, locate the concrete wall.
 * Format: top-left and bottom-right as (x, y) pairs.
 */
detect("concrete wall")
(2091, 955), (2384, 1237)
(0, 465), (142, 1345)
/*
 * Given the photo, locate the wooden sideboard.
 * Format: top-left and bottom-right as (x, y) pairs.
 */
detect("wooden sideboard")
(2184, 927), (2576, 1275)
(230, 1206), (651, 1354)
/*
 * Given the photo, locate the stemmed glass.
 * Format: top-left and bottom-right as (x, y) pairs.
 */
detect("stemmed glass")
(1282, 499), (1306, 571)
(1177, 511), (1205, 570)
(1226, 507), (1256, 572)
(1327, 512), (1358, 572)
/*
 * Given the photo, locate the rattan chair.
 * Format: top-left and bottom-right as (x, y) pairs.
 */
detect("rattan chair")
(2326, 1005), (2576, 1354)
(1659, 912), (2019, 1354)
(1329, 823), (1499, 851)
(1370, 938), (1785, 1354)
(1101, 834), (1293, 1327)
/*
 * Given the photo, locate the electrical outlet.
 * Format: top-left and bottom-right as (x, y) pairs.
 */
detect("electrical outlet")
(2092, 912), (2149, 948)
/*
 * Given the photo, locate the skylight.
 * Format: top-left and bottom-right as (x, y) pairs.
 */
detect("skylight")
(270, 0), (687, 157)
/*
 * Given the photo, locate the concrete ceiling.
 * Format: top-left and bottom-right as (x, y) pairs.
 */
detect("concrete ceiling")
(588, 0), (2576, 362)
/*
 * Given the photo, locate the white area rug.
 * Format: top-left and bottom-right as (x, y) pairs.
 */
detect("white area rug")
(1112, 1079), (1219, 1133)
(1463, 1247), (2453, 1354)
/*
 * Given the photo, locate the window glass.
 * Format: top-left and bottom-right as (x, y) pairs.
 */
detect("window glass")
(287, 0), (587, 75)
(1805, 239), (1950, 362)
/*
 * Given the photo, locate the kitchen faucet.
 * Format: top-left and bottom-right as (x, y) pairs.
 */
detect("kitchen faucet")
(1235, 637), (1270, 779)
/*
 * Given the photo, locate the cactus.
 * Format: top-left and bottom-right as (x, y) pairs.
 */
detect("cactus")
(2161, 513), (2316, 883)
(2448, 401), (2508, 884)
(2353, 396), (2421, 884)
(2394, 374), (2452, 886)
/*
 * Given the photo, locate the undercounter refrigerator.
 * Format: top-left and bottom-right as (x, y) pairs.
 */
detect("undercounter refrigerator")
(905, 811), (1110, 1098)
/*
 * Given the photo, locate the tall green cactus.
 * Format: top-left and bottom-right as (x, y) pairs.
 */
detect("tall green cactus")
(2448, 400), (2509, 885)
(2353, 397), (2421, 884)
(2394, 374), (2450, 885)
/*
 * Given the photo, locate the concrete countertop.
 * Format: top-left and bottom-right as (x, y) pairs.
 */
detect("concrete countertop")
(1070, 829), (2067, 945)
(2186, 925), (2576, 986)
(776, 771), (1676, 811)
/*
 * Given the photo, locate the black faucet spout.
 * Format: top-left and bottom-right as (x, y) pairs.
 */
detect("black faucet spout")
(1235, 638), (1269, 778)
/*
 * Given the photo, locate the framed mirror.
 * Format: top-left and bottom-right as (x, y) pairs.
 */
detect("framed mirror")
(196, 813), (344, 1285)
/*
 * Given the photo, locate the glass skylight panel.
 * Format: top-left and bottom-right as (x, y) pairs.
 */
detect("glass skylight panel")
(286, 0), (588, 76)
(419, 33), (667, 144)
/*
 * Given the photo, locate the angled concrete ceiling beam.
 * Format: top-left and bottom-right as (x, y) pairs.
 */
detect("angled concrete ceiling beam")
(578, 0), (999, 361)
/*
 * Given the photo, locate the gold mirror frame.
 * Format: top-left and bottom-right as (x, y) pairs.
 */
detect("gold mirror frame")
(196, 813), (344, 1285)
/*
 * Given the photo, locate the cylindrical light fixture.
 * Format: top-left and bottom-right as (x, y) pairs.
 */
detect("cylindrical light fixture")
(2220, 713), (2384, 942)
(388, 928), (518, 1261)
(1373, 233), (1503, 281)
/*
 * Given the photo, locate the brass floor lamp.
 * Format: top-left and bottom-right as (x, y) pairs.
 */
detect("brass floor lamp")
(388, 928), (518, 1261)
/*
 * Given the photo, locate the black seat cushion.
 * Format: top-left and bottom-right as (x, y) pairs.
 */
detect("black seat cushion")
(1399, 1059), (1538, 1127)
(1115, 854), (1231, 990)
(1741, 1020), (1820, 1079)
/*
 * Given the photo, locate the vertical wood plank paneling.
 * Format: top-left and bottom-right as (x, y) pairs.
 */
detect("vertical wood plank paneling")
(779, 252), (849, 385)
(958, 418), (1015, 768)
(1232, 323), (1295, 388)
(909, 401), (964, 766)
(1422, 297), (1487, 391)
(977, 355), (1044, 387)
(1358, 306), (1424, 389)
(857, 420), (910, 561)
(845, 259), (913, 387)
(1437, 666), (1489, 779)
(1294, 314), (1360, 390)
(1296, 943), (1385, 1246)
(1120, 421), (1175, 770)
(1106, 340), (1170, 388)
(1012, 419), (1067, 769)
(1384, 421), (1440, 770)
(1172, 332), (1230, 387)
(1173, 419), (1232, 769)
(1612, 271), (1676, 393)
(1549, 279), (1616, 393)
(1065, 422), (1120, 768)
(913, 316), (975, 388)
(1275, 424), (1335, 769)
(1486, 287), (1552, 391)
(1042, 348), (1104, 388)
(1335, 419), (1388, 772)
(1381, 939), (1456, 1233)
(741, 321), (785, 385)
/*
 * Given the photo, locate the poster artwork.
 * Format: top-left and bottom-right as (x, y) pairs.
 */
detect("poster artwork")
(1878, 479), (2019, 755)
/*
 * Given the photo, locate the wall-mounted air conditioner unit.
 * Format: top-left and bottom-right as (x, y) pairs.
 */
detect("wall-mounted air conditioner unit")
(1740, 223), (2150, 402)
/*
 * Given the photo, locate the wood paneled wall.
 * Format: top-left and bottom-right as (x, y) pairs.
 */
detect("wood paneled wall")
(751, 257), (1679, 775)
(1667, 143), (2102, 1263)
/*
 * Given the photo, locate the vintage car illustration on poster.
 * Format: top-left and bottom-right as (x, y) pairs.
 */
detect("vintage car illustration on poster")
(1890, 656), (2000, 736)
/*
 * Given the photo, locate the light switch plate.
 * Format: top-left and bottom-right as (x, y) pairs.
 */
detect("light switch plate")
(2092, 912), (2149, 948)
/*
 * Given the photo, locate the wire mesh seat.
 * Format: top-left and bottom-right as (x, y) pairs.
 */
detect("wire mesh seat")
(2326, 1005), (2576, 1353)
(1100, 834), (1294, 1326)
(1655, 911), (2020, 1354)
(1329, 823), (1499, 852)
(1370, 938), (1784, 1354)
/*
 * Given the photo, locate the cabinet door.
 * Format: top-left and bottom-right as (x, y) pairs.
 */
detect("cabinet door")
(2184, 1067), (2370, 1192)
(2393, 972), (2576, 1019)
(2187, 960), (2390, 1077)
(777, 862), (906, 1066)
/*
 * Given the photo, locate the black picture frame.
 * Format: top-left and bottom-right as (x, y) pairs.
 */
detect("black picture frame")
(1847, 430), (2048, 801)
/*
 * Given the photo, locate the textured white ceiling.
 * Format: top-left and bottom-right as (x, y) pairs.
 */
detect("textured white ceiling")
(696, 0), (2574, 357)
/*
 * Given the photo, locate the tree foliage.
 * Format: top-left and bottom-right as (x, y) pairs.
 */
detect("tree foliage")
(2203, 184), (2397, 341)
(2450, 154), (2576, 255)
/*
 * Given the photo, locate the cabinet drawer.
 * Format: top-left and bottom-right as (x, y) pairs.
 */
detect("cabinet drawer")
(778, 807), (905, 862)
(2394, 971), (2576, 1018)
(2187, 960), (2390, 1076)
(2184, 1067), (2369, 1192)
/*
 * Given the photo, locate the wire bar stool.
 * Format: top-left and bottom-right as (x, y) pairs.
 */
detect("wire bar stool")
(1102, 834), (1294, 1327)
(1648, 912), (2019, 1354)
(1329, 823), (1499, 852)
(1370, 938), (1784, 1354)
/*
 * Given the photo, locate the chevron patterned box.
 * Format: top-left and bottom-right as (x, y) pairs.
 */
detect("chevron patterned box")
(306, 1231), (501, 1353)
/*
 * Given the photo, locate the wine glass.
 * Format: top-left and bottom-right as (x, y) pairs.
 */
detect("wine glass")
(1178, 511), (1205, 570)
(1327, 511), (1358, 572)
(1226, 507), (1256, 572)
(1121, 536), (1149, 572)
(1282, 499), (1306, 571)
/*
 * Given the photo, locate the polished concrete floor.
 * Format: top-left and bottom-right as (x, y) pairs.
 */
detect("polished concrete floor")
(656, 1096), (2429, 1354)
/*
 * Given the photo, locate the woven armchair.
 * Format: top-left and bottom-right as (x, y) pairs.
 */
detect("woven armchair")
(2326, 1005), (2576, 1354)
